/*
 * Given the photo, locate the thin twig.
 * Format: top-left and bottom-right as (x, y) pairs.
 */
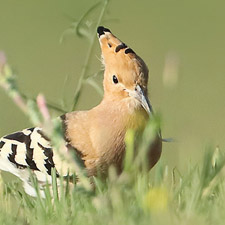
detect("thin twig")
(20, 92), (67, 114)
(71, 0), (109, 110)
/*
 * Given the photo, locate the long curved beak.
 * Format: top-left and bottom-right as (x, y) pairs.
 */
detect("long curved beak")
(127, 85), (153, 115)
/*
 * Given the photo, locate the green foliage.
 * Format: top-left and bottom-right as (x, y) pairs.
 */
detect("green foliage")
(0, 1), (224, 224)
(63, 0), (109, 111)
(0, 146), (225, 225)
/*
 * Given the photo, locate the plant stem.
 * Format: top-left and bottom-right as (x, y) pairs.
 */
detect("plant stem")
(71, 0), (109, 111)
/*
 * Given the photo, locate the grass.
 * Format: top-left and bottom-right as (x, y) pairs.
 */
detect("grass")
(0, 1), (224, 224)
(0, 146), (225, 225)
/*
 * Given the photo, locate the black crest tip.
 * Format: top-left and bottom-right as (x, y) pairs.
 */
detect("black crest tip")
(97, 26), (111, 37)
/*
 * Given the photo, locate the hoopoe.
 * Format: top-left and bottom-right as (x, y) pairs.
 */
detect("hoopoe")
(0, 26), (162, 196)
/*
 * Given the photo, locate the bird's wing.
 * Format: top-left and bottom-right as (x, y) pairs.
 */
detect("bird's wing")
(0, 126), (73, 196)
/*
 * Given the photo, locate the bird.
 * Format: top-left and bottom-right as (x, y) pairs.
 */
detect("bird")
(0, 26), (162, 196)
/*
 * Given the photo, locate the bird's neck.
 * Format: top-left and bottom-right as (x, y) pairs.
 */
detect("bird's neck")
(99, 95), (149, 131)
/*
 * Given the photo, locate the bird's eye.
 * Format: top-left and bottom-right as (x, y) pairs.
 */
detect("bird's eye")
(112, 75), (118, 84)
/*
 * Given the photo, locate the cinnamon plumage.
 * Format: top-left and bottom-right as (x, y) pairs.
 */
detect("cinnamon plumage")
(0, 26), (162, 196)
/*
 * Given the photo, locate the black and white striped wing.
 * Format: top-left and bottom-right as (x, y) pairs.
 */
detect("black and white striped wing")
(0, 127), (68, 196)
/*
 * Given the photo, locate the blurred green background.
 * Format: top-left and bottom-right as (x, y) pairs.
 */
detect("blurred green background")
(0, 0), (224, 170)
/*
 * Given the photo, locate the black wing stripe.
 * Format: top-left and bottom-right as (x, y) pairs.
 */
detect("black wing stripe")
(24, 133), (40, 170)
(37, 130), (50, 142)
(8, 144), (27, 169)
(4, 129), (46, 171)
(37, 142), (58, 176)
(0, 141), (5, 149)
(44, 159), (53, 176)
(28, 128), (35, 132)
(25, 146), (39, 171)
(4, 132), (26, 143)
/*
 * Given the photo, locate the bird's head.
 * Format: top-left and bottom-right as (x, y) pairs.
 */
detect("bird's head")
(97, 26), (152, 115)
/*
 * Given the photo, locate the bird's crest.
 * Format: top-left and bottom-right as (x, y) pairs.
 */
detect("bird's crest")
(97, 26), (149, 93)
